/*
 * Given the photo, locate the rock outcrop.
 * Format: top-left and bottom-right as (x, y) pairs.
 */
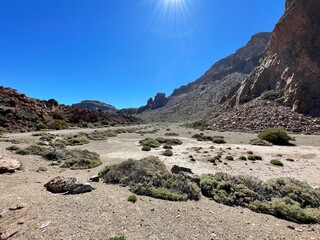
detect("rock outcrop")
(232, 0), (320, 116)
(135, 32), (271, 122)
(0, 156), (21, 174)
(44, 176), (94, 194)
(72, 100), (118, 113)
(0, 86), (142, 132)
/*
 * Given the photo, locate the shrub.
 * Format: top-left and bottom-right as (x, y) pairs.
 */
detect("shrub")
(39, 132), (56, 142)
(86, 130), (107, 140)
(258, 128), (293, 145)
(155, 137), (166, 143)
(63, 134), (90, 146)
(16, 145), (52, 156)
(104, 130), (118, 137)
(163, 138), (183, 145)
(247, 151), (253, 155)
(192, 133), (213, 142)
(270, 159), (284, 166)
(139, 138), (161, 148)
(36, 166), (48, 172)
(128, 195), (137, 203)
(163, 149), (173, 157)
(239, 156), (247, 161)
(225, 155), (234, 161)
(212, 136), (226, 144)
(248, 155), (262, 161)
(6, 145), (20, 151)
(109, 236), (126, 240)
(142, 146), (151, 151)
(165, 132), (179, 136)
(261, 90), (282, 101)
(286, 158), (295, 162)
(163, 144), (173, 149)
(101, 156), (201, 201)
(50, 119), (67, 130)
(200, 173), (320, 223)
(50, 139), (67, 148)
(61, 149), (102, 169)
(250, 139), (273, 146)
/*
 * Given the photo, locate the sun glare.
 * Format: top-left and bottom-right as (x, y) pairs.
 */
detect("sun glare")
(146, 0), (196, 37)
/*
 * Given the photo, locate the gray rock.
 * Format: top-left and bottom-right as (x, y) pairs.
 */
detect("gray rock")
(44, 176), (94, 194)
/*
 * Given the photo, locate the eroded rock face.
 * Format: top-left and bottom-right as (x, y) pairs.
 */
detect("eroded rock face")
(234, 0), (320, 116)
(0, 157), (21, 174)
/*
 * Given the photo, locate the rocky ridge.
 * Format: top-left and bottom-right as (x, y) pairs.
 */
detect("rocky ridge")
(0, 86), (141, 133)
(136, 32), (271, 122)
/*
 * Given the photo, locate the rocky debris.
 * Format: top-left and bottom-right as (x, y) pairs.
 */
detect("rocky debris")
(72, 100), (118, 113)
(231, 0), (320, 116)
(0, 86), (142, 133)
(44, 176), (94, 194)
(0, 157), (21, 174)
(204, 99), (320, 134)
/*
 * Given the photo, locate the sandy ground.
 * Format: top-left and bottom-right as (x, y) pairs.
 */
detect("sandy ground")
(1, 123), (320, 240)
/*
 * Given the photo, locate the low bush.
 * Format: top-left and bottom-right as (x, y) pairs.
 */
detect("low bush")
(225, 156), (234, 161)
(16, 145), (52, 156)
(139, 138), (161, 148)
(258, 128), (293, 145)
(109, 236), (126, 240)
(250, 139), (273, 146)
(248, 155), (262, 161)
(86, 130), (107, 140)
(261, 90), (282, 101)
(142, 146), (151, 151)
(63, 134), (90, 146)
(39, 132), (56, 142)
(61, 149), (102, 169)
(239, 156), (247, 161)
(128, 195), (137, 203)
(212, 136), (226, 144)
(6, 145), (20, 151)
(163, 145), (173, 149)
(101, 156), (201, 201)
(270, 159), (284, 166)
(200, 173), (320, 223)
(163, 149), (173, 157)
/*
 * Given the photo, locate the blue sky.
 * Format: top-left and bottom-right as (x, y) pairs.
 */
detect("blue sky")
(0, 0), (285, 109)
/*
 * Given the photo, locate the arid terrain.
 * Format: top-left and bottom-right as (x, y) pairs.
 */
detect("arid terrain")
(1, 124), (320, 240)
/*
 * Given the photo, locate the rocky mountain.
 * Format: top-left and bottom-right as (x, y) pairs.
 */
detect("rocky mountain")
(135, 32), (271, 122)
(230, 0), (320, 116)
(118, 92), (169, 115)
(0, 87), (141, 133)
(72, 100), (118, 113)
(203, 0), (320, 133)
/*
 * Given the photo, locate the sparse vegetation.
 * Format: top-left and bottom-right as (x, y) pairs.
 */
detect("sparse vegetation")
(200, 173), (320, 223)
(270, 159), (284, 166)
(63, 133), (90, 146)
(192, 133), (226, 144)
(101, 156), (201, 201)
(286, 158), (295, 162)
(16, 144), (52, 156)
(39, 132), (56, 142)
(142, 146), (151, 151)
(139, 138), (161, 148)
(163, 149), (173, 156)
(61, 149), (102, 169)
(6, 145), (20, 151)
(128, 195), (137, 203)
(258, 128), (293, 145)
(261, 90), (282, 101)
(163, 144), (173, 149)
(109, 236), (126, 240)
(239, 156), (247, 161)
(250, 138), (273, 146)
(225, 155), (234, 161)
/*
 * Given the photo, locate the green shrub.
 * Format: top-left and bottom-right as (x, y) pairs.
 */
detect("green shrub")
(247, 151), (253, 154)
(104, 130), (118, 137)
(286, 158), (295, 162)
(86, 130), (107, 140)
(163, 144), (173, 149)
(248, 155), (262, 161)
(163, 149), (173, 156)
(213, 137), (226, 144)
(61, 149), (102, 169)
(163, 138), (183, 145)
(258, 128), (293, 145)
(139, 138), (161, 148)
(128, 195), (137, 203)
(270, 159), (284, 166)
(50, 139), (67, 148)
(261, 90), (282, 101)
(101, 156), (201, 201)
(225, 155), (234, 161)
(239, 156), (247, 161)
(16, 145), (52, 156)
(142, 146), (151, 151)
(109, 236), (126, 240)
(50, 119), (67, 130)
(155, 137), (165, 143)
(200, 173), (320, 223)
(250, 139), (273, 146)
(63, 134), (90, 146)
(39, 132), (56, 142)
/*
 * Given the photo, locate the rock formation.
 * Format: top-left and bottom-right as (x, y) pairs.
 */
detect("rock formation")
(72, 100), (118, 113)
(232, 0), (320, 116)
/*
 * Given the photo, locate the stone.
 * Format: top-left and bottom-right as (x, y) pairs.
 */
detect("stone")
(0, 157), (21, 174)
(89, 175), (99, 182)
(44, 176), (94, 194)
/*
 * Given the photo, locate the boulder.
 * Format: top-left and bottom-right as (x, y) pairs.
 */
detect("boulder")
(44, 176), (94, 194)
(0, 157), (21, 174)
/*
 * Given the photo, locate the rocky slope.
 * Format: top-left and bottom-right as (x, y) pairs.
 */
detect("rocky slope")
(0, 87), (141, 133)
(72, 100), (118, 113)
(231, 0), (320, 116)
(136, 32), (271, 122)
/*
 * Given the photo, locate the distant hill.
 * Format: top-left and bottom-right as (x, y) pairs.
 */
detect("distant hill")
(0, 87), (141, 133)
(72, 100), (118, 113)
(131, 32), (271, 122)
